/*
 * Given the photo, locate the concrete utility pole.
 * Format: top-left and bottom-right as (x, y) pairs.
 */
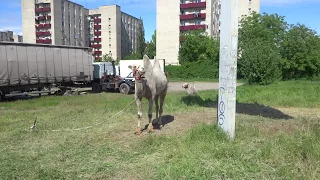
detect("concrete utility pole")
(217, 0), (239, 140)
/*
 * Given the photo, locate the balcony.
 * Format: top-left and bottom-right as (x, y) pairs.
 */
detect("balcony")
(180, 13), (206, 20)
(94, 25), (101, 29)
(94, 18), (101, 23)
(43, 39), (52, 44)
(36, 31), (51, 36)
(180, 2), (206, 9)
(94, 38), (101, 42)
(35, 7), (51, 12)
(35, 23), (51, 28)
(36, 15), (51, 20)
(94, 51), (102, 55)
(95, 56), (101, 61)
(94, 31), (101, 36)
(36, 39), (51, 44)
(91, 44), (101, 48)
(180, 24), (206, 31)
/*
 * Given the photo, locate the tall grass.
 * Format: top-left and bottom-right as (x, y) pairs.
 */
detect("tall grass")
(138, 123), (320, 179)
(236, 80), (320, 107)
(0, 80), (320, 179)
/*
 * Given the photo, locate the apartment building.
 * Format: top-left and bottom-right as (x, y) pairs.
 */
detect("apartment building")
(0, 31), (14, 42)
(89, 5), (142, 60)
(21, 1), (141, 60)
(156, 0), (260, 65)
(22, 0), (89, 47)
(13, 35), (23, 42)
(0, 31), (23, 42)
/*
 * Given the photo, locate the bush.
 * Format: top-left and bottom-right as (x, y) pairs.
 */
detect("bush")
(238, 40), (282, 85)
(280, 24), (320, 80)
(166, 60), (219, 79)
(169, 30), (219, 79)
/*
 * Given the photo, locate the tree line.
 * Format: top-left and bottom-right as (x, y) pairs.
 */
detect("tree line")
(168, 12), (320, 85)
(99, 12), (320, 85)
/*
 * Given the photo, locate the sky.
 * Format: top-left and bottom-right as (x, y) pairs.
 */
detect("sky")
(0, 0), (319, 41)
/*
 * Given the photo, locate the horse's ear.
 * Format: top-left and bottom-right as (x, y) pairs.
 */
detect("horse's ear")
(143, 54), (149, 60)
(143, 54), (151, 70)
(128, 65), (132, 69)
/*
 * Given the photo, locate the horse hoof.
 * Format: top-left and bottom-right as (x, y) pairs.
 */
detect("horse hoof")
(147, 127), (154, 133)
(135, 128), (142, 135)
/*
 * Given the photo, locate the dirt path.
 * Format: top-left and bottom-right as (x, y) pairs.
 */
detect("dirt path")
(167, 82), (244, 92)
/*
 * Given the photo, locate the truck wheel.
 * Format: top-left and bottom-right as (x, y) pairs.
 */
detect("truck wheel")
(119, 83), (130, 94)
(0, 91), (4, 101)
(92, 82), (102, 93)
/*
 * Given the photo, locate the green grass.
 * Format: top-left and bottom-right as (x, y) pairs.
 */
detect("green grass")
(237, 79), (320, 108)
(168, 77), (220, 82)
(0, 80), (320, 179)
(168, 77), (247, 83)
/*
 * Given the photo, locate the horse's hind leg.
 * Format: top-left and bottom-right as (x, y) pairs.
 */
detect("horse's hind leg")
(154, 95), (159, 126)
(147, 98), (154, 132)
(158, 91), (167, 129)
(135, 97), (142, 135)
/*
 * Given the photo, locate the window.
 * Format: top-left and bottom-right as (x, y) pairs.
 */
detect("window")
(194, 9), (200, 14)
(195, 20), (201, 25)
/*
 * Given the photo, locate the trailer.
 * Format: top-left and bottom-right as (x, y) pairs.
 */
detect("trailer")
(0, 42), (93, 101)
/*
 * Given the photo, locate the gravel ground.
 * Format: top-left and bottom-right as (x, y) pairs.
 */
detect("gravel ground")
(167, 82), (244, 92)
(2, 82), (244, 101)
(72, 82), (244, 93)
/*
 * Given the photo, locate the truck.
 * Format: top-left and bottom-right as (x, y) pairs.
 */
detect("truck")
(0, 42), (165, 101)
(91, 61), (135, 94)
(0, 42), (134, 101)
(118, 58), (166, 78)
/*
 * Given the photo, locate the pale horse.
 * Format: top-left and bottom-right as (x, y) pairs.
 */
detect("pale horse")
(128, 55), (168, 135)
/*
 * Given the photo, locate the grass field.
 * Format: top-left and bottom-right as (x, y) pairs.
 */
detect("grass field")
(1, 80), (320, 179)
(168, 77), (247, 83)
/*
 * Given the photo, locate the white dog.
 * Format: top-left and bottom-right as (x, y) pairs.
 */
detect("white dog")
(182, 83), (198, 96)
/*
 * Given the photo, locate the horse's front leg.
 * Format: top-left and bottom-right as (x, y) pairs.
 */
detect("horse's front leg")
(147, 98), (154, 132)
(135, 96), (142, 135)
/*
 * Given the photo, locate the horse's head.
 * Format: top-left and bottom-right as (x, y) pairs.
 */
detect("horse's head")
(128, 64), (145, 82)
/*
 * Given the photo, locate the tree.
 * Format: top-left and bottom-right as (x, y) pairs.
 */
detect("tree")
(145, 30), (156, 59)
(179, 30), (219, 65)
(238, 12), (288, 50)
(101, 53), (113, 62)
(280, 24), (320, 79)
(123, 52), (141, 60)
(137, 17), (146, 58)
(238, 12), (287, 84)
(238, 40), (282, 85)
(166, 30), (220, 79)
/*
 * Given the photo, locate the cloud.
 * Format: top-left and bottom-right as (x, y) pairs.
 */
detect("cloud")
(261, 0), (320, 6)
(0, 26), (22, 35)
